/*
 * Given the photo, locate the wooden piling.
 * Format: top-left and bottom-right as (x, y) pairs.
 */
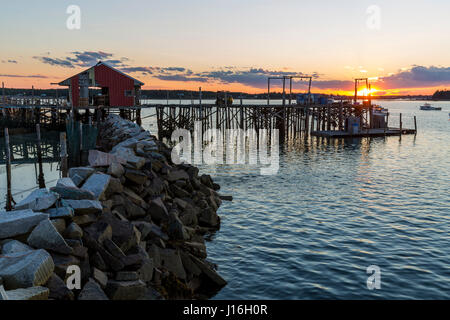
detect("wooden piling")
(2, 82), (5, 105)
(60, 132), (68, 178)
(399, 113), (403, 136)
(36, 124), (46, 189)
(4, 128), (13, 211)
(414, 116), (417, 135)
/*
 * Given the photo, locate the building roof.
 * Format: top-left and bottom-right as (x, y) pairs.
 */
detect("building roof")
(58, 61), (144, 86)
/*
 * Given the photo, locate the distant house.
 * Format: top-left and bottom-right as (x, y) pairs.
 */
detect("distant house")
(58, 61), (144, 108)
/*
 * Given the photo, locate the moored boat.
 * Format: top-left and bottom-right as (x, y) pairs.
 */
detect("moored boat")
(420, 103), (442, 111)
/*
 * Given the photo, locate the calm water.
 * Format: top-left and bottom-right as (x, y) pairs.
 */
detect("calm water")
(194, 100), (450, 299)
(1, 100), (449, 299)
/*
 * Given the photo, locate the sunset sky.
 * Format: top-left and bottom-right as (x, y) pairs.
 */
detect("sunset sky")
(1, 0), (450, 95)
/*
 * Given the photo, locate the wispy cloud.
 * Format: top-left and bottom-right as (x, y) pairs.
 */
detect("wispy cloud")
(32, 50), (450, 92)
(0, 74), (49, 78)
(33, 51), (127, 69)
(33, 56), (75, 68)
(1, 59), (18, 64)
(378, 66), (450, 89)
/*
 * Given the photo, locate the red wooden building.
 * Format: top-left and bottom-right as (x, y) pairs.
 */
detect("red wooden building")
(58, 61), (144, 108)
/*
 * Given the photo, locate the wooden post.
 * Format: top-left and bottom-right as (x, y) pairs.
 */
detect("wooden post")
(399, 113), (403, 136)
(289, 77), (292, 105)
(414, 116), (417, 135)
(36, 124), (46, 189)
(304, 107), (310, 138)
(79, 122), (83, 152)
(136, 109), (141, 126)
(79, 121), (84, 166)
(386, 112), (389, 129)
(4, 128), (13, 211)
(96, 107), (101, 125)
(0, 81), (5, 104)
(60, 132), (68, 178)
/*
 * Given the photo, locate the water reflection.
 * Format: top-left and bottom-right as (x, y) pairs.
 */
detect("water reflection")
(0, 131), (61, 207)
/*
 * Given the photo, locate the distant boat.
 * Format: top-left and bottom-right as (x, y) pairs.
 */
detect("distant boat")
(372, 105), (388, 115)
(420, 103), (442, 111)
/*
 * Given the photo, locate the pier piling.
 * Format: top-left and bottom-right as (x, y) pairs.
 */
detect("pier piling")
(60, 132), (68, 178)
(4, 128), (14, 211)
(35, 124), (46, 189)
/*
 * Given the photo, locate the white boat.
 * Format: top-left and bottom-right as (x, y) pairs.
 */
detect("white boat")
(420, 103), (442, 111)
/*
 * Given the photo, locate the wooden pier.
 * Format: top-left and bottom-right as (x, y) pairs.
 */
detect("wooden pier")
(152, 102), (417, 141)
(1, 99), (417, 141)
(1, 75), (417, 141)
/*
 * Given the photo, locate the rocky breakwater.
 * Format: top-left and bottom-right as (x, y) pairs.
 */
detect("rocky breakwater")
(0, 114), (227, 300)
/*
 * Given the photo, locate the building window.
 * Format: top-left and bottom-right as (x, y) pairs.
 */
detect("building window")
(125, 90), (133, 97)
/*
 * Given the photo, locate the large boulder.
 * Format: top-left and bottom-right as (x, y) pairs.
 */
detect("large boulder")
(92, 268), (108, 288)
(81, 173), (111, 200)
(111, 147), (146, 170)
(51, 254), (80, 280)
(72, 213), (98, 226)
(4, 286), (49, 300)
(83, 221), (112, 247)
(103, 239), (126, 260)
(15, 189), (58, 212)
(63, 222), (83, 239)
(199, 207), (220, 228)
(1, 240), (33, 255)
(51, 219), (66, 235)
(191, 255), (227, 287)
(68, 167), (95, 187)
(107, 162), (125, 178)
(88, 150), (126, 167)
(167, 210), (189, 241)
(147, 197), (169, 223)
(46, 207), (75, 220)
(0, 210), (49, 239)
(69, 167), (95, 181)
(27, 219), (73, 255)
(137, 258), (154, 282)
(78, 278), (109, 300)
(0, 249), (54, 290)
(50, 178), (96, 200)
(111, 137), (139, 153)
(159, 248), (187, 280)
(45, 273), (74, 300)
(125, 169), (148, 185)
(98, 213), (139, 253)
(62, 199), (103, 215)
(105, 280), (147, 300)
(167, 169), (190, 182)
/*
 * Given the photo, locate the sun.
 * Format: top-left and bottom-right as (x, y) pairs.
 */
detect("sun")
(357, 87), (379, 96)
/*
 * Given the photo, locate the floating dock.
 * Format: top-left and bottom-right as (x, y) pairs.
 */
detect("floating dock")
(311, 128), (417, 138)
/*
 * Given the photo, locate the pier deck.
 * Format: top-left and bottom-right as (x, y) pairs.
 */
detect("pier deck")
(311, 128), (417, 138)
(1, 101), (418, 141)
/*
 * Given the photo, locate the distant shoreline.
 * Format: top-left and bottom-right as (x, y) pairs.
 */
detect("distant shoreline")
(2, 87), (450, 102)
